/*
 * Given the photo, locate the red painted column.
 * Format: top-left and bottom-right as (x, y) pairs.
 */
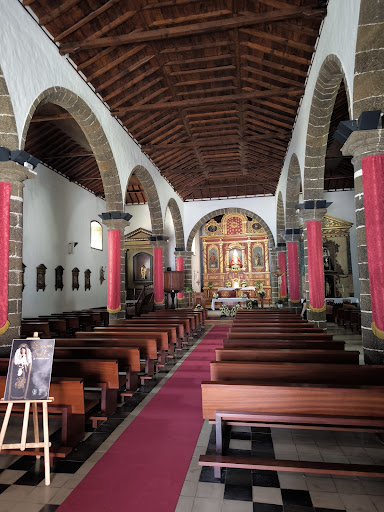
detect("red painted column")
(0, 182), (11, 334)
(361, 154), (384, 339)
(287, 242), (301, 304)
(278, 251), (287, 299)
(154, 247), (164, 305)
(107, 230), (121, 314)
(307, 220), (325, 312)
(176, 257), (184, 300)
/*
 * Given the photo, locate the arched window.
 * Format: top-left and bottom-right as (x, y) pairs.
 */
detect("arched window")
(90, 221), (103, 250)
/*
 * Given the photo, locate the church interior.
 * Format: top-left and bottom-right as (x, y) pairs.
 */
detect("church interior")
(0, 0), (384, 511)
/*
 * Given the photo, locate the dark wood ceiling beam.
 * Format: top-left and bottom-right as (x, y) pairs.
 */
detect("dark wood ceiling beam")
(278, 22), (320, 38)
(77, 48), (115, 72)
(136, 114), (179, 139)
(111, 77), (163, 109)
(39, 0), (80, 26)
(246, 111), (293, 130)
(152, 10), (232, 27)
(59, 8), (325, 53)
(247, 103), (294, 125)
(111, 87), (302, 113)
(175, 76), (236, 87)
(168, 65), (236, 77)
(186, 109), (238, 119)
(189, 117), (239, 125)
(30, 113), (73, 122)
(176, 86), (237, 98)
(160, 41), (232, 54)
(87, 44), (146, 82)
(149, 123), (185, 145)
(54, 0), (121, 42)
(139, 118), (181, 143)
(104, 66), (159, 102)
(86, 10), (136, 40)
(130, 111), (172, 134)
(143, 0), (205, 10)
(243, 66), (303, 88)
(240, 27), (314, 53)
(97, 54), (155, 92)
(165, 54), (233, 67)
(242, 53), (308, 78)
(243, 40), (310, 66)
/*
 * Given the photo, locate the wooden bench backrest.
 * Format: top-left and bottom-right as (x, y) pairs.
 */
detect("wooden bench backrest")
(84, 330), (168, 350)
(143, 312), (200, 329)
(57, 337), (158, 359)
(140, 315), (192, 332)
(121, 320), (184, 338)
(215, 349), (360, 364)
(210, 362), (384, 385)
(20, 322), (50, 337)
(227, 332), (333, 340)
(54, 346), (141, 372)
(230, 326), (324, 333)
(53, 360), (120, 389)
(0, 375), (85, 414)
(201, 381), (384, 420)
(223, 339), (344, 350)
(101, 325), (177, 345)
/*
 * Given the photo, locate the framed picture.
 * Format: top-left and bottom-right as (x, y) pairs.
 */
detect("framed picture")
(208, 246), (219, 269)
(133, 252), (153, 282)
(4, 338), (55, 401)
(253, 245), (264, 269)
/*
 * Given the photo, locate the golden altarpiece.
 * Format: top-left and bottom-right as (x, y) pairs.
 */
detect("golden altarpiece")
(201, 213), (271, 302)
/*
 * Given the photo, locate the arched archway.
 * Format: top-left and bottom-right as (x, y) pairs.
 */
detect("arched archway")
(285, 154), (302, 229)
(276, 192), (285, 243)
(186, 207), (275, 251)
(21, 87), (123, 212)
(165, 198), (184, 249)
(127, 166), (164, 236)
(303, 55), (350, 201)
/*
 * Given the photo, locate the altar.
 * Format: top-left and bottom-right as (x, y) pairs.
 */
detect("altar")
(201, 213), (271, 302)
(211, 297), (249, 310)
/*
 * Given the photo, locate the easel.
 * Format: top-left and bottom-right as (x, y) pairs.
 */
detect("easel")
(0, 333), (53, 485)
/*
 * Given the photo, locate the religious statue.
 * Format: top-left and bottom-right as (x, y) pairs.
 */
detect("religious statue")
(230, 249), (242, 269)
(209, 250), (217, 268)
(141, 264), (147, 280)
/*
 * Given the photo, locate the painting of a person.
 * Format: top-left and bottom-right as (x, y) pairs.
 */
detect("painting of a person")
(209, 250), (218, 268)
(141, 264), (147, 280)
(9, 344), (32, 399)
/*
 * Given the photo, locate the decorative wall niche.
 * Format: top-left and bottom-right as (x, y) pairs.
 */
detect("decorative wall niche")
(36, 264), (47, 292)
(72, 267), (80, 291)
(85, 269), (91, 291)
(55, 265), (64, 291)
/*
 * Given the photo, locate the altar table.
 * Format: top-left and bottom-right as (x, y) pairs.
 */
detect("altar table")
(211, 298), (249, 310)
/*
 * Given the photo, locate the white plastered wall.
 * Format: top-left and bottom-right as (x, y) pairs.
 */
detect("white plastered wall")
(0, 0), (183, 229)
(22, 164), (108, 317)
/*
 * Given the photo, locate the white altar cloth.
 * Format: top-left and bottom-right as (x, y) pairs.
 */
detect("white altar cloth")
(211, 298), (249, 310)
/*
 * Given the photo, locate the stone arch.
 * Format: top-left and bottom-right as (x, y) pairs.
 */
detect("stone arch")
(186, 207), (275, 251)
(0, 65), (18, 150)
(353, 0), (384, 117)
(127, 166), (164, 236)
(285, 154), (302, 229)
(276, 192), (285, 243)
(303, 55), (350, 201)
(21, 87), (122, 212)
(165, 198), (184, 249)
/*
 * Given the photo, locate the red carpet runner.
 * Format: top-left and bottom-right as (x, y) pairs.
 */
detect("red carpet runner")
(58, 325), (229, 512)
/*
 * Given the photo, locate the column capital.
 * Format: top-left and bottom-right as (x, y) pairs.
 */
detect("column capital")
(276, 242), (286, 253)
(342, 129), (384, 160)
(100, 211), (131, 231)
(174, 250), (193, 258)
(282, 229), (302, 243)
(300, 208), (327, 223)
(0, 161), (36, 183)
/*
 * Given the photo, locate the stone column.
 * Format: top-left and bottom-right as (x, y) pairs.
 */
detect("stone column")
(269, 246), (279, 307)
(342, 129), (384, 363)
(276, 243), (288, 305)
(150, 239), (168, 309)
(0, 161), (36, 346)
(283, 229), (302, 314)
(300, 206), (327, 329)
(178, 250), (194, 308)
(102, 216), (130, 323)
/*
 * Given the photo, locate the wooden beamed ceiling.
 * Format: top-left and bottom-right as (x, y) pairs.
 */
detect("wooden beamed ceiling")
(24, 0), (330, 200)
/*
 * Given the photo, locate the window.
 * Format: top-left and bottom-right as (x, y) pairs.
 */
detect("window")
(90, 221), (103, 250)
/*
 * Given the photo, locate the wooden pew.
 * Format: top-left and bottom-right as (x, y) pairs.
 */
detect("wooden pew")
(114, 323), (178, 351)
(223, 339), (345, 350)
(75, 330), (169, 366)
(199, 381), (384, 478)
(54, 313), (92, 331)
(117, 319), (186, 347)
(0, 375), (86, 454)
(144, 310), (205, 329)
(94, 326), (175, 358)
(230, 326), (324, 333)
(226, 332), (333, 340)
(20, 322), (50, 338)
(54, 346), (140, 396)
(139, 314), (193, 337)
(209, 361), (384, 384)
(215, 348), (360, 364)
(60, 337), (158, 377)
